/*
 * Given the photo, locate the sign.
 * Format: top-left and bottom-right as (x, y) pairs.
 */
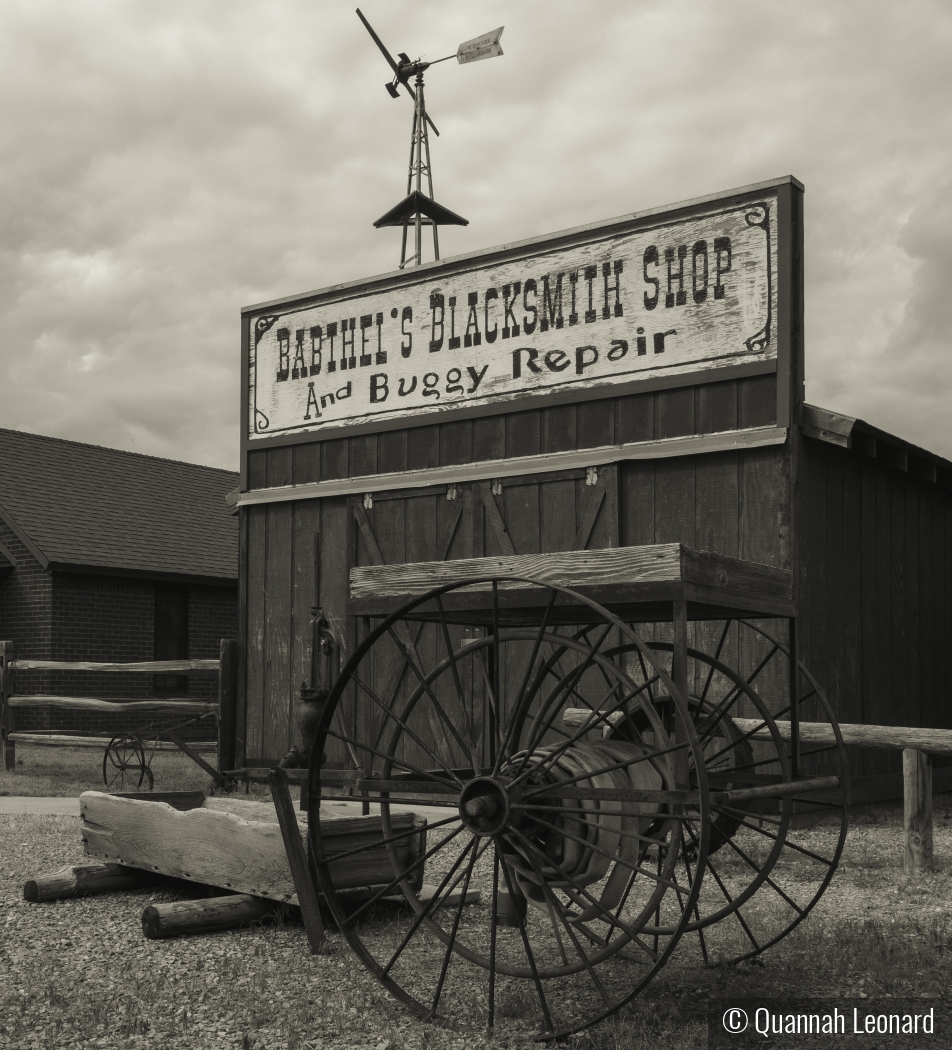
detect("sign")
(457, 27), (504, 64)
(246, 191), (779, 442)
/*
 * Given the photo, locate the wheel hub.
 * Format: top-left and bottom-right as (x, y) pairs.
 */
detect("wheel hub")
(458, 777), (513, 836)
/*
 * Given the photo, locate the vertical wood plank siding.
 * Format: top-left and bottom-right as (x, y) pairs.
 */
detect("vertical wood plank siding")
(797, 435), (952, 778)
(239, 371), (951, 770)
(242, 376), (785, 760)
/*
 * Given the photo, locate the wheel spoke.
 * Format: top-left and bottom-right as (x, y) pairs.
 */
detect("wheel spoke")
(505, 826), (661, 962)
(434, 595), (483, 772)
(382, 835), (478, 978)
(323, 723), (461, 790)
(509, 677), (666, 790)
(512, 812), (682, 892)
(325, 813), (461, 865)
(340, 823), (467, 926)
(519, 734), (690, 797)
(518, 843), (613, 1005)
(386, 626), (476, 769)
(351, 672), (465, 785)
(716, 813), (835, 865)
(430, 835), (486, 1018)
(496, 847), (554, 1035)
(487, 847), (500, 1032)
(494, 588), (560, 775)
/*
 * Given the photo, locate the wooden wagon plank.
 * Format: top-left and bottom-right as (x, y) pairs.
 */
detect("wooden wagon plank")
(350, 544), (792, 606)
(6, 696), (217, 715)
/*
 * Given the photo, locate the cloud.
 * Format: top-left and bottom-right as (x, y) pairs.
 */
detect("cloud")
(0, 0), (950, 466)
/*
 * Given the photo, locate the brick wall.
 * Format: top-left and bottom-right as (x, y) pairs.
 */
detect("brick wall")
(3, 567), (237, 739)
(0, 520), (52, 660)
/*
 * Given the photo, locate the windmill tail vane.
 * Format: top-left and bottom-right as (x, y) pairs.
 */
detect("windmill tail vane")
(356, 9), (504, 268)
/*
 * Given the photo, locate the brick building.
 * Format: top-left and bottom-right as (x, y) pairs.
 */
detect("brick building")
(0, 429), (238, 736)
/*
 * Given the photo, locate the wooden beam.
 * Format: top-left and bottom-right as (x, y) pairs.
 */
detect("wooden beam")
(6, 696), (217, 715)
(9, 658), (219, 673)
(350, 544), (793, 610)
(268, 768), (326, 953)
(732, 718), (952, 755)
(237, 426), (788, 507)
(8, 733), (216, 752)
(903, 749), (933, 875)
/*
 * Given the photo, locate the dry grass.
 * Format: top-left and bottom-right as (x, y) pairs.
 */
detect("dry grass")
(2, 797), (951, 1050)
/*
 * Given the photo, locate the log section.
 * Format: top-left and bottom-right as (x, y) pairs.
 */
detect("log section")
(24, 862), (153, 902)
(142, 894), (280, 939)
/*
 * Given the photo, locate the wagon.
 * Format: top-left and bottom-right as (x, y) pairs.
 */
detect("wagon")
(230, 175), (951, 1036)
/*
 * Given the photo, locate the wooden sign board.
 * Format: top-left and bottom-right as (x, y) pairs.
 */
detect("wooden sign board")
(243, 178), (798, 449)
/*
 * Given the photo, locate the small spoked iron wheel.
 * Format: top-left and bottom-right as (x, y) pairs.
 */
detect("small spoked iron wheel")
(102, 734), (153, 791)
(609, 621), (849, 965)
(308, 578), (712, 1040)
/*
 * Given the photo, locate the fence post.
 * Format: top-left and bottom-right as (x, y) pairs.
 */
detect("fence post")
(0, 641), (15, 771)
(217, 639), (239, 775)
(903, 748), (933, 876)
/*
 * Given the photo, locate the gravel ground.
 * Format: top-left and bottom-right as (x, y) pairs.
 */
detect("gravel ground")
(2, 800), (951, 1050)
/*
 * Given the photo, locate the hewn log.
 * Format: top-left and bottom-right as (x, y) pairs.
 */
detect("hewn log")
(24, 862), (152, 903)
(903, 749), (933, 876)
(142, 894), (279, 939)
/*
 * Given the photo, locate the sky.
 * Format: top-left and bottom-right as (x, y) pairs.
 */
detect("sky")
(1, 0), (950, 469)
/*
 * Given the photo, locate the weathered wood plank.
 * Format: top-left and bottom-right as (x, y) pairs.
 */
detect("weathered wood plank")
(9, 659), (219, 673)
(8, 734), (215, 751)
(903, 749), (933, 875)
(732, 719), (952, 755)
(263, 502), (294, 760)
(80, 792), (425, 903)
(238, 427), (788, 507)
(351, 544), (792, 605)
(6, 696), (216, 715)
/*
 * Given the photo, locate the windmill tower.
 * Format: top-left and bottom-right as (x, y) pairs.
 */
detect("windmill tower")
(356, 10), (504, 268)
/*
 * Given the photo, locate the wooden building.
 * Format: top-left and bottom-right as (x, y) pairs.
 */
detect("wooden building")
(0, 429), (239, 734)
(230, 176), (952, 785)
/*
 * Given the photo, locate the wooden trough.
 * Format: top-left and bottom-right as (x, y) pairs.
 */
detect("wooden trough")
(24, 788), (484, 945)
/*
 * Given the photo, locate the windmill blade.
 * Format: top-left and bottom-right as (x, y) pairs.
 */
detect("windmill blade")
(456, 26), (504, 64)
(356, 8), (401, 78)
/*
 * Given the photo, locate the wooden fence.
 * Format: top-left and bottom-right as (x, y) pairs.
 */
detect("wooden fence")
(0, 639), (239, 776)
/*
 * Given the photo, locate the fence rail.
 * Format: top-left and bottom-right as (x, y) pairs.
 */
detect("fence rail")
(565, 708), (947, 876)
(0, 640), (239, 776)
(8, 659), (220, 673)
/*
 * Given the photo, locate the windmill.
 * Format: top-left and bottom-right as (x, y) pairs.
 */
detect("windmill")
(356, 9), (504, 268)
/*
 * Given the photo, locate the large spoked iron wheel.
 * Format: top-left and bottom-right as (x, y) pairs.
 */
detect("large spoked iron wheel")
(308, 578), (713, 1040)
(102, 734), (154, 791)
(611, 621), (849, 965)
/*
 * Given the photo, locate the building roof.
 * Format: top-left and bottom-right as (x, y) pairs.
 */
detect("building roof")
(802, 405), (952, 487)
(0, 429), (238, 584)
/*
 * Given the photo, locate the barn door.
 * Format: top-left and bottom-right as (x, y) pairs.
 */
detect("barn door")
(329, 464), (619, 775)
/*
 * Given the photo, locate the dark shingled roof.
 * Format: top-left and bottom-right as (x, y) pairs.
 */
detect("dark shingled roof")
(0, 429), (238, 583)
